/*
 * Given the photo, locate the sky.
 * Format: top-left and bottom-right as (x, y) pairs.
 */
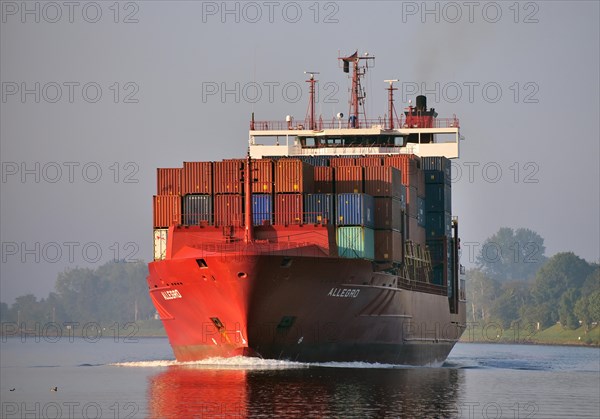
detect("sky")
(1, 1), (599, 303)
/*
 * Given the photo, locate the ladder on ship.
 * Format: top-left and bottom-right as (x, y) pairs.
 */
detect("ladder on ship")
(401, 241), (432, 283)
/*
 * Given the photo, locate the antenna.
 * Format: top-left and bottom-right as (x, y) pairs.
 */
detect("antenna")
(384, 79), (399, 129)
(304, 71), (320, 130)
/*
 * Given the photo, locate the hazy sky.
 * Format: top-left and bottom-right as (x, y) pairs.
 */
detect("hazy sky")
(1, 1), (599, 303)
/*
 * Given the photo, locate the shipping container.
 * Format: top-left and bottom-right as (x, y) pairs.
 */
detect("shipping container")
(427, 238), (449, 266)
(424, 170), (449, 185)
(336, 226), (375, 260)
(364, 166), (402, 198)
(407, 216), (426, 244)
(399, 184), (407, 211)
(417, 168), (426, 198)
(356, 156), (383, 167)
(157, 168), (182, 195)
(304, 193), (334, 224)
(329, 157), (357, 167)
(431, 265), (445, 286)
(298, 155), (329, 167)
(252, 194), (272, 226)
(314, 166), (334, 193)
(182, 162), (212, 195)
(336, 193), (375, 228)
(425, 183), (452, 212)
(417, 196), (425, 226)
(182, 194), (212, 225)
(384, 155), (420, 186)
(275, 159), (314, 194)
(421, 156), (451, 180)
(374, 197), (402, 231)
(153, 228), (168, 260)
(275, 193), (303, 225)
(406, 186), (418, 218)
(251, 159), (274, 193)
(214, 160), (243, 194)
(335, 166), (363, 193)
(214, 194), (243, 226)
(153, 195), (181, 228)
(374, 229), (403, 263)
(425, 211), (452, 238)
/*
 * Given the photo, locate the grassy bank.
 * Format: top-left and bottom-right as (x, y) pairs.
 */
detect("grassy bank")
(460, 323), (600, 346)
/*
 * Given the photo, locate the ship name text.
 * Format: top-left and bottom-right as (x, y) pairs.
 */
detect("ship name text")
(327, 288), (360, 298)
(161, 289), (182, 300)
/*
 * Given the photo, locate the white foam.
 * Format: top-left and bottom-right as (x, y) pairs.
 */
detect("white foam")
(112, 356), (308, 370)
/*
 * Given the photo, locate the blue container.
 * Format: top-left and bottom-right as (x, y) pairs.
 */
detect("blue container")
(298, 155), (329, 167)
(336, 226), (375, 260)
(252, 194), (272, 226)
(422, 157), (451, 182)
(425, 211), (452, 238)
(304, 193), (335, 224)
(182, 194), (212, 225)
(417, 196), (425, 226)
(336, 193), (375, 228)
(425, 183), (451, 212)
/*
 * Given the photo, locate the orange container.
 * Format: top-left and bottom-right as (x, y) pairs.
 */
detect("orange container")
(364, 166), (402, 198)
(153, 195), (181, 228)
(251, 159), (274, 193)
(182, 161), (212, 195)
(384, 155), (421, 187)
(214, 159), (243, 194)
(274, 194), (303, 225)
(314, 166), (334, 193)
(335, 166), (363, 193)
(275, 159), (314, 194)
(356, 156), (383, 167)
(157, 168), (182, 195)
(329, 157), (357, 167)
(214, 194), (242, 226)
(375, 229), (403, 263)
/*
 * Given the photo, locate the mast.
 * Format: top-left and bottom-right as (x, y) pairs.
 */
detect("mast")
(339, 51), (374, 128)
(244, 153), (254, 243)
(384, 79), (399, 129)
(304, 71), (319, 130)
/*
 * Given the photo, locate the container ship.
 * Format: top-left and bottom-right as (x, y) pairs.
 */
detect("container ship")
(147, 52), (467, 365)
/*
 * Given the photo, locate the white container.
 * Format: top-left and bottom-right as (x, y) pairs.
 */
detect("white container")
(154, 228), (168, 260)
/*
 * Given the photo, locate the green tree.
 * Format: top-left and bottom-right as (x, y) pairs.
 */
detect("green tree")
(490, 281), (531, 329)
(477, 227), (546, 282)
(558, 288), (580, 329)
(530, 252), (594, 328)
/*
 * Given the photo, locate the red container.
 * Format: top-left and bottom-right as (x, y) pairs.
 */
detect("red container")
(356, 156), (383, 167)
(251, 159), (274, 193)
(275, 159), (314, 194)
(153, 195), (181, 228)
(407, 186), (418, 218)
(364, 166), (402, 198)
(157, 168), (182, 195)
(329, 157), (357, 167)
(374, 197), (402, 231)
(214, 194), (243, 226)
(182, 161), (212, 195)
(335, 166), (363, 193)
(407, 216), (426, 244)
(314, 166), (334, 193)
(274, 193), (303, 225)
(384, 155), (420, 187)
(375, 230), (403, 263)
(214, 159), (243, 194)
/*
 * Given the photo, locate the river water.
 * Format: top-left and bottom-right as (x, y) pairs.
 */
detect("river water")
(1, 337), (598, 418)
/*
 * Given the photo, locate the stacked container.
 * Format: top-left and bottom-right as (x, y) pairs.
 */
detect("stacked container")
(181, 162), (213, 225)
(274, 159), (313, 225)
(251, 159), (274, 225)
(213, 159), (244, 226)
(335, 166), (363, 193)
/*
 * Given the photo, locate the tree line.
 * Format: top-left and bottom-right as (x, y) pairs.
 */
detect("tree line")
(467, 227), (600, 336)
(0, 260), (156, 328)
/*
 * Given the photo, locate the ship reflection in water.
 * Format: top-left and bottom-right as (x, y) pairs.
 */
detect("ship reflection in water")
(147, 362), (463, 418)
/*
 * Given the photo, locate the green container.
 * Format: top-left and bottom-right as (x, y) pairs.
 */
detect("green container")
(336, 226), (375, 260)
